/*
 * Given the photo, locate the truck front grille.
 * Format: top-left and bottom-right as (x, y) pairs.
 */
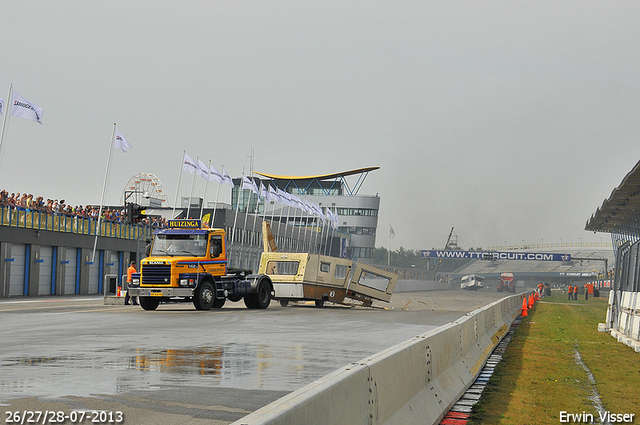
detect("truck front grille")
(141, 264), (172, 285)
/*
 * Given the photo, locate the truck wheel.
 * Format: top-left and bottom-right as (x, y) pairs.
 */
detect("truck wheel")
(254, 280), (271, 309)
(194, 281), (215, 310)
(279, 300), (289, 307)
(244, 296), (257, 309)
(315, 300), (324, 308)
(212, 297), (226, 309)
(245, 280), (271, 309)
(139, 297), (160, 311)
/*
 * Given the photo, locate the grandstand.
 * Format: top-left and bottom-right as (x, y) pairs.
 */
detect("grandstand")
(451, 248), (614, 289)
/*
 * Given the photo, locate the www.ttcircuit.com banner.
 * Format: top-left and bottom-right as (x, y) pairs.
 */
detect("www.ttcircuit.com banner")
(421, 250), (571, 262)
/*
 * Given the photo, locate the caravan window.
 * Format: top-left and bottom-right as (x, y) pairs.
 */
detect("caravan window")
(334, 264), (349, 280)
(356, 270), (392, 291)
(265, 260), (299, 276)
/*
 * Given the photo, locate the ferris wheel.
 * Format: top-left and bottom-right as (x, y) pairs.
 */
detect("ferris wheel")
(122, 173), (167, 206)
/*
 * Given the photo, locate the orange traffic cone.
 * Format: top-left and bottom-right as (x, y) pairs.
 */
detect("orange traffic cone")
(528, 294), (534, 309)
(521, 296), (528, 317)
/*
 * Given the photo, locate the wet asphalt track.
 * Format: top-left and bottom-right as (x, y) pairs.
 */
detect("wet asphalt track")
(0, 289), (513, 424)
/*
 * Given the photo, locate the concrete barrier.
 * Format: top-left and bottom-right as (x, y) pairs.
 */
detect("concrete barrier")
(232, 293), (524, 425)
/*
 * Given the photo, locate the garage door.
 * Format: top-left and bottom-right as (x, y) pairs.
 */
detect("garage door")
(109, 251), (120, 285)
(38, 246), (53, 295)
(64, 249), (77, 295)
(88, 253), (100, 294)
(9, 243), (26, 296)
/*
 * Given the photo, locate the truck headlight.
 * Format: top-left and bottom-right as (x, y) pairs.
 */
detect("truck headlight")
(180, 278), (189, 286)
(131, 278), (140, 286)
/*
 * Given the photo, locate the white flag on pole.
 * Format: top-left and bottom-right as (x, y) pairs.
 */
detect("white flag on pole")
(11, 90), (43, 124)
(325, 209), (334, 228)
(326, 208), (338, 229)
(113, 128), (132, 152)
(260, 183), (268, 200)
(390, 224), (395, 239)
(222, 169), (234, 187)
(268, 185), (281, 203)
(197, 158), (209, 179)
(0, 97), (4, 115)
(183, 153), (197, 174)
(313, 201), (324, 221)
(277, 188), (292, 206)
(303, 199), (313, 214)
(292, 194), (304, 210)
(332, 209), (339, 229)
(208, 164), (223, 183)
(242, 175), (259, 195)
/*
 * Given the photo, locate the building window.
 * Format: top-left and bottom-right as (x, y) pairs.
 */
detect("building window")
(350, 247), (373, 258)
(338, 227), (376, 236)
(336, 208), (378, 217)
(355, 227), (376, 235)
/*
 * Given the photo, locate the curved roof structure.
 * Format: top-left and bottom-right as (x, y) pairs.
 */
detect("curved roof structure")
(254, 166), (380, 181)
(585, 159), (640, 235)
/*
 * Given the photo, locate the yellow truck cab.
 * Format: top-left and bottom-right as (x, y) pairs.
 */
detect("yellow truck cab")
(128, 219), (273, 311)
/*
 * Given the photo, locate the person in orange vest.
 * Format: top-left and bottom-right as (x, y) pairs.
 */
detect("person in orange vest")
(125, 261), (138, 305)
(573, 284), (579, 300)
(568, 285), (573, 300)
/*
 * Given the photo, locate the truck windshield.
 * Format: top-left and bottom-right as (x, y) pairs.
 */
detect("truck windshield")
(151, 234), (207, 257)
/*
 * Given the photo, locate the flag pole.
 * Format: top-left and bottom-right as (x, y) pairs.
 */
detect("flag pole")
(199, 159), (211, 220)
(210, 165), (223, 227)
(92, 123), (116, 264)
(251, 179), (261, 246)
(323, 212), (330, 256)
(388, 224), (393, 266)
(172, 150), (186, 218)
(232, 170), (244, 245)
(186, 156), (199, 219)
(328, 207), (335, 256)
(277, 192), (285, 240)
(0, 84), (14, 173)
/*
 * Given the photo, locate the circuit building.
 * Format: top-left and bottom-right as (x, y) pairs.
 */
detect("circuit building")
(232, 167), (381, 259)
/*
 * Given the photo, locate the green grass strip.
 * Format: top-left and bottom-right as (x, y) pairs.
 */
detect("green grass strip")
(468, 290), (640, 425)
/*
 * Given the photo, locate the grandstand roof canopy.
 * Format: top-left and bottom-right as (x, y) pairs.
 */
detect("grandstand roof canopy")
(253, 166), (380, 196)
(585, 159), (640, 234)
(254, 167), (380, 181)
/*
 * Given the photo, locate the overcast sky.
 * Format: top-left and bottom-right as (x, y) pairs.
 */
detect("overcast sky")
(1, 1), (639, 250)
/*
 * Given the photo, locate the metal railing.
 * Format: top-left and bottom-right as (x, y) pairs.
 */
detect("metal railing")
(0, 206), (153, 240)
(487, 241), (613, 251)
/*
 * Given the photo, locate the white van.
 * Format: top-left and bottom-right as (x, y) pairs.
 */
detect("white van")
(460, 274), (484, 290)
